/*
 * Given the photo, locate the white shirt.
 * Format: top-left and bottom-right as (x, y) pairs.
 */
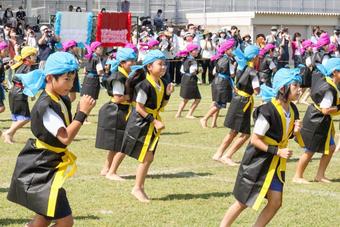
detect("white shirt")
(252, 76), (260, 89)
(322, 55), (330, 65)
(43, 107), (66, 137)
(320, 91), (333, 108)
(180, 61), (198, 74)
(112, 81), (125, 96)
(269, 61), (276, 70)
(200, 39), (215, 59)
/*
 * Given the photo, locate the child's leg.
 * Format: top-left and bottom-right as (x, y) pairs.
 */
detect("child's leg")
(253, 190), (282, 227)
(220, 200), (247, 227)
(53, 214), (74, 227)
(3, 119), (29, 143)
(293, 151), (314, 183)
(200, 104), (219, 128)
(211, 109), (220, 128)
(26, 214), (51, 227)
(100, 151), (115, 176)
(175, 99), (189, 118)
(186, 99), (201, 118)
(315, 145), (335, 182)
(213, 130), (238, 161)
(132, 151), (154, 202)
(106, 152), (126, 181)
(221, 133), (250, 166)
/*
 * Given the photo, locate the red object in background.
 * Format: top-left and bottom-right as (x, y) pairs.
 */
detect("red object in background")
(96, 12), (131, 47)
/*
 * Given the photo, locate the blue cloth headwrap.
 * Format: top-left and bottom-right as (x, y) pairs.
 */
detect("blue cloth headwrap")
(233, 45), (260, 70)
(316, 58), (340, 77)
(16, 52), (79, 97)
(129, 50), (166, 77)
(107, 48), (137, 73)
(260, 68), (302, 102)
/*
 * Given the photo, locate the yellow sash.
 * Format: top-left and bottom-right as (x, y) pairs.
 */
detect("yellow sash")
(236, 89), (254, 112)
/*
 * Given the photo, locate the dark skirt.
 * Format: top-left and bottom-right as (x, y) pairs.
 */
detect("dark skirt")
(121, 108), (159, 162)
(95, 102), (130, 151)
(70, 73), (80, 93)
(180, 74), (201, 100)
(300, 68), (312, 88)
(211, 76), (233, 106)
(224, 95), (252, 134)
(80, 75), (100, 100)
(7, 139), (70, 218)
(8, 85), (30, 117)
(300, 104), (332, 153)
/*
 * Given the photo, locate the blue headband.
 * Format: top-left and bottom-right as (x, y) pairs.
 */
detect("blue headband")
(233, 45), (259, 70)
(107, 48), (137, 73)
(16, 52), (79, 97)
(316, 58), (340, 77)
(260, 68), (302, 102)
(129, 50), (166, 77)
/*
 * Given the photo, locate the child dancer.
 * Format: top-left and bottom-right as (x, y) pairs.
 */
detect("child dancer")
(62, 40), (80, 102)
(96, 48), (137, 180)
(220, 68), (303, 227)
(294, 58), (340, 183)
(258, 43), (277, 87)
(121, 50), (174, 202)
(81, 41), (104, 100)
(175, 43), (200, 119)
(2, 46), (37, 144)
(7, 52), (96, 226)
(213, 45), (260, 165)
(200, 39), (235, 128)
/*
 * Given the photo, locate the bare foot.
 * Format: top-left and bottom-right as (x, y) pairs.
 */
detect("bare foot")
(220, 157), (239, 166)
(2, 131), (14, 144)
(211, 124), (217, 128)
(131, 188), (150, 203)
(292, 177), (310, 184)
(314, 177), (332, 183)
(106, 173), (126, 181)
(200, 118), (207, 128)
(100, 169), (108, 176)
(185, 115), (196, 119)
(175, 113), (181, 119)
(212, 153), (222, 161)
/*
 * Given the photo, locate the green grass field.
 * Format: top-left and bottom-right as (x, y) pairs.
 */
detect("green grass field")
(0, 84), (340, 227)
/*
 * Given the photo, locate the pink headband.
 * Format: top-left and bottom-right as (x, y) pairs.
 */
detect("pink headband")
(315, 33), (330, 49)
(85, 41), (102, 59)
(62, 40), (77, 52)
(0, 41), (8, 50)
(124, 43), (138, 53)
(259, 43), (275, 57)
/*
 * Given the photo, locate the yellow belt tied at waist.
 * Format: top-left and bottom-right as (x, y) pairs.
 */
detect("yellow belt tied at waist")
(145, 106), (162, 152)
(35, 139), (77, 217)
(236, 89), (254, 112)
(252, 136), (287, 211)
(111, 97), (130, 106)
(313, 104), (334, 155)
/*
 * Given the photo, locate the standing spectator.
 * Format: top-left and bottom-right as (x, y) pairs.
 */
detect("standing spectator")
(37, 25), (60, 69)
(310, 26), (321, 44)
(101, 8), (106, 13)
(16, 6), (26, 27)
(166, 26), (181, 84)
(75, 6), (82, 12)
(330, 26), (340, 49)
(216, 29), (227, 47)
(266, 26), (279, 46)
(3, 24), (12, 41)
(121, 0), (130, 12)
(200, 31), (216, 84)
(24, 26), (37, 48)
(241, 34), (252, 50)
(68, 5), (74, 12)
(228, 26), (242, 48)
(153, 9), (164, 32)
(3, 8), (16, 28)
(8, 28), (19, 58)
(277, 27), (291, 69)
(291, 32), (303, 67)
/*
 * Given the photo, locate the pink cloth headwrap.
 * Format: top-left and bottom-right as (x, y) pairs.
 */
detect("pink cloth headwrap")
(85, 41), (102, 59)
(124, 43), (138, 53)
(176, 43), (199, 57)
(302, 40), (313, 49)
(315, 33), (330, 49)
(0, 41), (8, 50)
(328, 43), (337, 53)
(211, 39), (235, 61)
(259, 43), (275, 57)
(62, 40), (77, 52)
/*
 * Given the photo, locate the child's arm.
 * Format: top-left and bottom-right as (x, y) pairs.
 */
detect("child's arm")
(136, 102), (164, 131)
(56, 95), (96, 145)
(251, 134), (292, 159)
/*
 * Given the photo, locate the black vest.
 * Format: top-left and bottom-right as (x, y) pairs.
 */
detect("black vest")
(235, 66), (258, 95)
(31, 91), (72, 148)
(311, 77), (337, 106)
(105, 71), (128, 97)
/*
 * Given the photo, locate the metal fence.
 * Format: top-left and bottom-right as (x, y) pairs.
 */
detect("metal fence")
(1, 0), (339, 23)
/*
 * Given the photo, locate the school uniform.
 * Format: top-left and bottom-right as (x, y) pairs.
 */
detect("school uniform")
(81, 54), (103, 99)
(7, 90), (75, 219)
(179, 56), (201, 100)
(224, 65), (260, 134)
(95, 67), (130, 151)
(300, 76), (339, 154)
(234, 99), (303, 210)
(121, 74), (170, 162)
(211, 55), (235, 108)
(300, 52), (313, 88)
(8, 63), (35, 121)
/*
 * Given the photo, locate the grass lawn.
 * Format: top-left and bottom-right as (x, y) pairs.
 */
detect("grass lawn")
(0, 83), (339, 227)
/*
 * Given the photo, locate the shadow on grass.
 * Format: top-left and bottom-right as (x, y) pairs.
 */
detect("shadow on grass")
(0, 218), (30, 226)
(0, 119), (12, 123)
(74, 215), (100, 220)
(161, 131), (190, 136)
(154, 191), (232, 201)
(330, 178), (340, 182)
(0, 187), (9, 193)
(123, 171), (212, 180)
